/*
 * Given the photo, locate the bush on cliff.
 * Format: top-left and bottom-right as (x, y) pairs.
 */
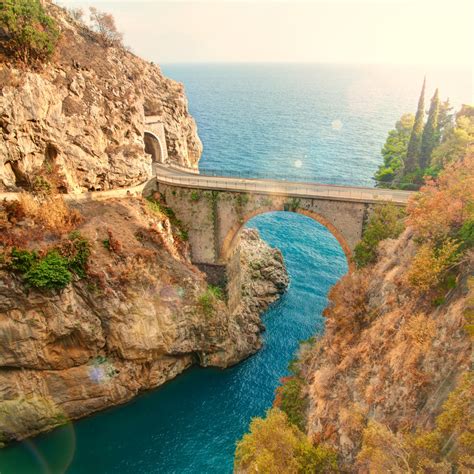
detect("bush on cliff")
(7, 232), (90, 290)
(0, 0), (60, 65)
(23, 250), (71, 290)
(275, 376), (307, 431)
(357, 372), (473, 472)
(234, 408), (338, 474)
(353, 203), (405, 268)
(406, 156), (474, 294)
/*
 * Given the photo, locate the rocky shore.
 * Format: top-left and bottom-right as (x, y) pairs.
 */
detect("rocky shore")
(0, 199), (288, 445)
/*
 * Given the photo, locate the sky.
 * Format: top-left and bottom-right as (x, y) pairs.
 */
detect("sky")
(60, 0), (473, 66)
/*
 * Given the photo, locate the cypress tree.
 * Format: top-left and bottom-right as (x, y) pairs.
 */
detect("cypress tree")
(404, 77), (426, 173)
(420, 88), (440, 168)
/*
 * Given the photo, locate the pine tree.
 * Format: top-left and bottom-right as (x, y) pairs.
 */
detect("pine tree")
(420, 88), (440, 168)
(404, 77), (426, 173)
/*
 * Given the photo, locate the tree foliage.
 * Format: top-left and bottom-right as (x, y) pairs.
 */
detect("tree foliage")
(276, 377), (308, 431)
(89, 7), (123, 47)
(374, 114), (414, 186)
(353, 204), (405, 268)
(406, 156), (473, 295)
(431, 105), (474, 169)
(234, 408), (338, 474)
(419, 88), (440, 169)
(374, 82), (468, 191)
(0, 0), (59, 64)
(404, 78), (426, 173)
(407, 155), (474, 244)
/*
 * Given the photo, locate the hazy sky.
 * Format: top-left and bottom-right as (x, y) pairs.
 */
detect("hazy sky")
(61, 0), (473, 66)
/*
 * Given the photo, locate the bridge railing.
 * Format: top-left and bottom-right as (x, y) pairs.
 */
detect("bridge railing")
(155, 168), (412, 204)
(197, 167), (375, 188)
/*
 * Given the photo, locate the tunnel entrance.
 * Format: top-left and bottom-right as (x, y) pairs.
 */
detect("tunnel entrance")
(144, 131), (164, 163)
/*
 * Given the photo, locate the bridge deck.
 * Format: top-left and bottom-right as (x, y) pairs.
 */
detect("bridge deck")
(155, 164), (413, 204)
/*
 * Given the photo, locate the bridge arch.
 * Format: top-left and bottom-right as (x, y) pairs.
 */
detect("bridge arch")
(220, 206), (353, 269)
(144, 131), (165, 164)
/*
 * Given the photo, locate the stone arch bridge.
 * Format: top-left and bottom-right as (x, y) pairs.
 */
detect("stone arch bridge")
(145, 161), (412, 298)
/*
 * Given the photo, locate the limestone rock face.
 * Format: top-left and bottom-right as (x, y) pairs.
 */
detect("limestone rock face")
(0, 3), (202, 193)
(204, 228), (289, 367)
(300, 229), (472, 466)
(0, 200), (288, 444)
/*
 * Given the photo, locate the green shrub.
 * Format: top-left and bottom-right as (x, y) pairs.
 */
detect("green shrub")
(197, 285), (223, 317)
(24, 251), (71, 290)
(0, 0), (60, 64)
(66, 232), (90, 278)
(190, 191), (201, 202)
(10, 248), (38, 273)
(278, 376), (308, 431)
(458, 218), (474, 249)
(354, 204), (405, 268)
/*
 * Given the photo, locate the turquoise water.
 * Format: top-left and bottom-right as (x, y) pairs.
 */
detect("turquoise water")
(0, 64), (470, 473)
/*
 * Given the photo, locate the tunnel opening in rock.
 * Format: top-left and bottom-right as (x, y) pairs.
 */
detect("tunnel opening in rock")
(144, 132), (164, 164)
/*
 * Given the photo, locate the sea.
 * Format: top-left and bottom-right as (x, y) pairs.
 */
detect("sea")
(0, 63), (471, 474)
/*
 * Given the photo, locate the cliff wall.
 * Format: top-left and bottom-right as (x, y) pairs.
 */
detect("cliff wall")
(0, 197), (288, 444)
(0, 2), (202, 193)
(301, 229), (472, 466)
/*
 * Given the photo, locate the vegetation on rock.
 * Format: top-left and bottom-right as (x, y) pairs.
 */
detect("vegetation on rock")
(353, 203), (405, 268)
(197, 285), (223, 317)
(234, 408), (338, 474)
(274, 376), (307, 431)
(357, 372), (473, 472)
(6, 232), (90, 290)
(0, 0), (59, 64)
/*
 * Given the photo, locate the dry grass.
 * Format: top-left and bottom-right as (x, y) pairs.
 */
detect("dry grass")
(18, 194), (82, 235)
(0, 194), (82, 249)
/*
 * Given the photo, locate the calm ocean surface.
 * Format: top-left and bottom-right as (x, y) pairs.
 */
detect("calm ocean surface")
(0, 64), (471, 474)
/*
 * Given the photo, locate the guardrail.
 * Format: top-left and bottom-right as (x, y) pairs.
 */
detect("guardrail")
(155, 167), (413, 204)
(197, 167), (376, 188)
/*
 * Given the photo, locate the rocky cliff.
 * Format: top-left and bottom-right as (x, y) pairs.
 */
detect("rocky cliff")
(0, 197), (288, 444)
(0, 1), (202, 193)
(300, 229), (472, 467)
(234, 158), (473, 473)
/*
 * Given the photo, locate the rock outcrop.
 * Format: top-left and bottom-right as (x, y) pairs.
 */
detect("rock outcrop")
(204, 228), (289, 367)
(0, 200), (288, 444)
(299, 229), (472, 466)
(0, 2), (202, 193)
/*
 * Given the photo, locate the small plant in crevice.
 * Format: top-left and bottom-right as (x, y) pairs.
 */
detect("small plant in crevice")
(284, 198), (301, 212)
(190, 191), (201, 202)
(197, 285), (223, 317)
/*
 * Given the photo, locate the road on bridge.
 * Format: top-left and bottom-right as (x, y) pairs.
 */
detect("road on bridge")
(154, 164), (413, 205)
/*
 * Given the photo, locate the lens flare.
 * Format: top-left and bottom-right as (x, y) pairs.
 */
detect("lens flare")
(331, 119), (343, 131)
